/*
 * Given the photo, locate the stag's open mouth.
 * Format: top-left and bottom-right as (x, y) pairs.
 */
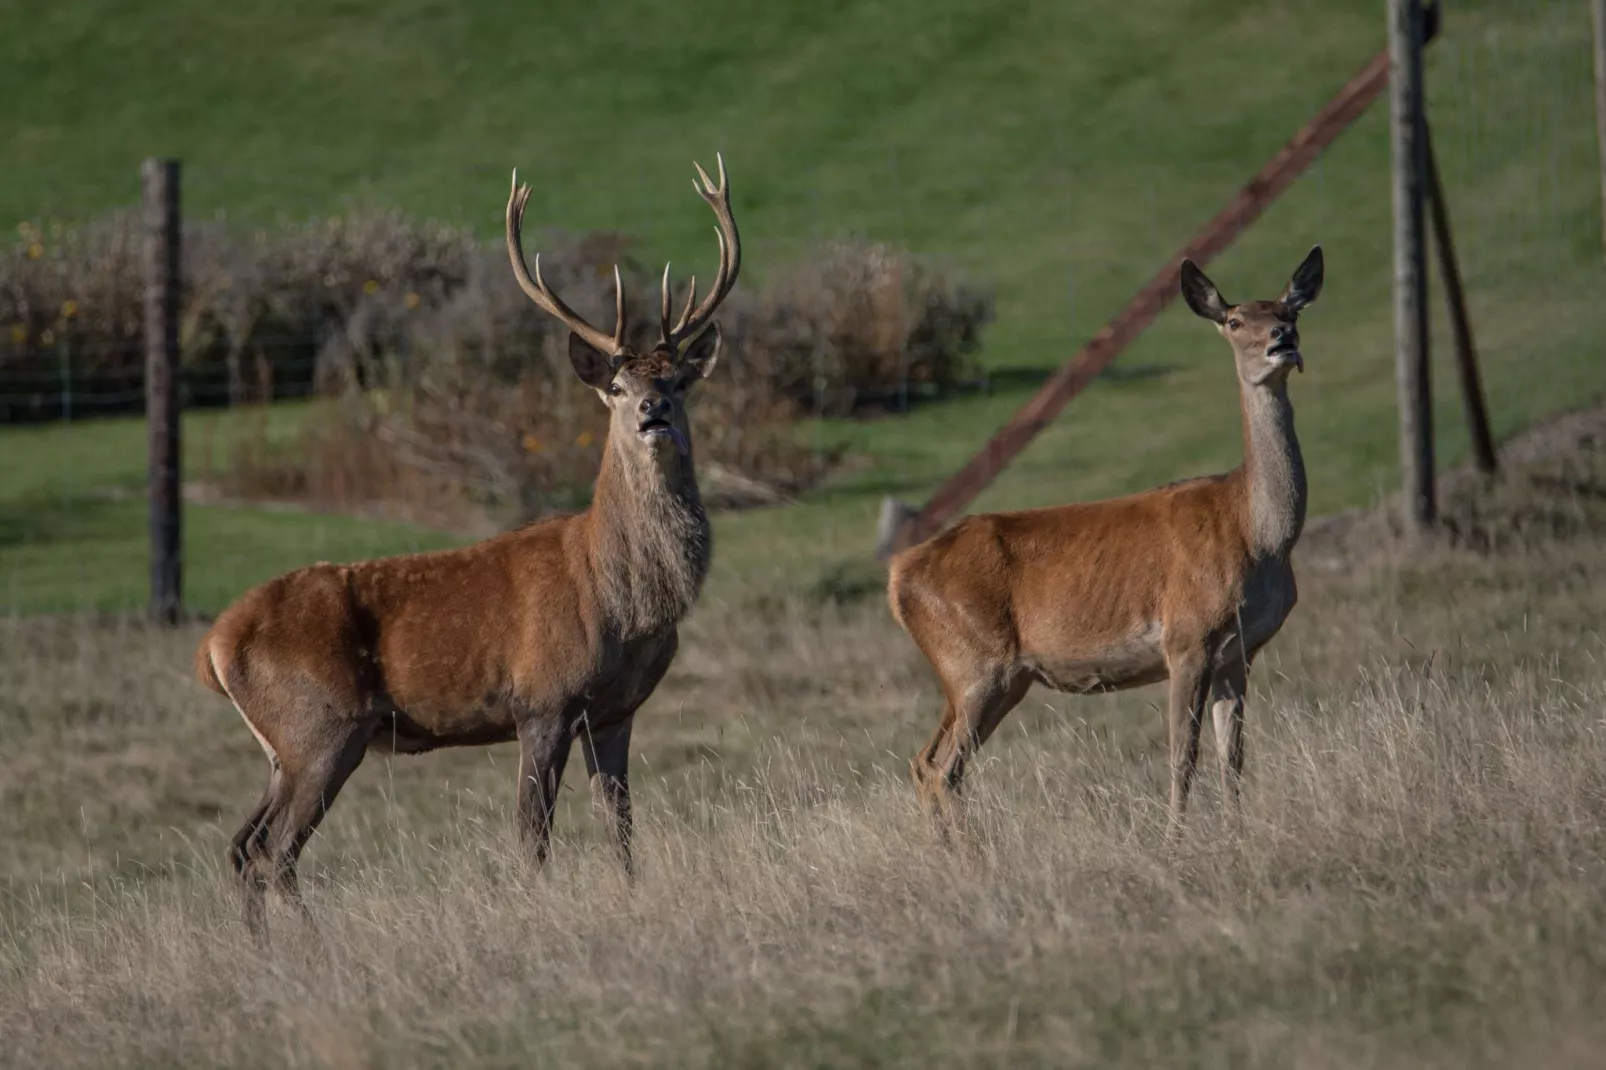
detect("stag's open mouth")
(638, 419), (689, 456)
(1267, 344), (1304, 372)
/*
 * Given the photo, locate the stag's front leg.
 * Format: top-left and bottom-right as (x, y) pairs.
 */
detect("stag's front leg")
(578, 714), (636, 878)
(516, 714), (574, 867)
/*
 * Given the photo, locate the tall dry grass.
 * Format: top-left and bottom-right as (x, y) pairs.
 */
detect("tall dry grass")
(4, 418), (1606, 1067)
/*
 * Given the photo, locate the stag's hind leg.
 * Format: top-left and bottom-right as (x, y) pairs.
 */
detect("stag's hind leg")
(256, 721), (373, 922)
(228, 774), (277, 940)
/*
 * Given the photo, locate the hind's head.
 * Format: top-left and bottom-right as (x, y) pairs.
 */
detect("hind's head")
(1180, 246), (1324, 388)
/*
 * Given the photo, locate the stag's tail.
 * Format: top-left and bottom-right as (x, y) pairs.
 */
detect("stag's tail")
(194, 630), (227, 694)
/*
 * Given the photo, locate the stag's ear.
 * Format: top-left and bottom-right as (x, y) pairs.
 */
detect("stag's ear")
(1180, 260), (1229, 324)
(1280, 245), (1325, 313)
(568, 332), (617, 391)
(679, 322), (722, 380)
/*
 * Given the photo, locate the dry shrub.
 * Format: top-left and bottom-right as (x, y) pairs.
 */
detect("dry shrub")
(0, 212), (991, 522)
(0, 211), (482, 420)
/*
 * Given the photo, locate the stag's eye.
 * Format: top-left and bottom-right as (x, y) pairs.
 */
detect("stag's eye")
(607, 382), (624, 397)
(1227, 317), (1243, 331)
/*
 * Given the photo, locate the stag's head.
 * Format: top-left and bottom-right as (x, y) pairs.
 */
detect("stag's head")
(505, 155), (740, 462)
(1180, 246), (1323, 388)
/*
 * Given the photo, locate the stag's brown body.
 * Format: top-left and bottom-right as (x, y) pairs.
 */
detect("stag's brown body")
(197, 157), (740, 939)
(889, 248), (1325, 836)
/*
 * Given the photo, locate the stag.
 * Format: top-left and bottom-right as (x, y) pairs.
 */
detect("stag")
(196, 156), (741, 938)
(888, 247), (1324, 840)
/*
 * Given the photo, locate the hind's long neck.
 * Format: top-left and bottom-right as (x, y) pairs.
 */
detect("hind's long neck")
(1238, 381), (1307, 558)
(585, 433), (711, 638)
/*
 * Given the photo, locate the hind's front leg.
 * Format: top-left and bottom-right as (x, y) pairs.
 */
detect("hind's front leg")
(1162, 643), (1212, 846)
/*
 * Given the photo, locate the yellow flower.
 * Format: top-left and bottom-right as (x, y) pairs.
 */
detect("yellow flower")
(9, 324), (26, 344)
(404, 292), (421, 310)
(521, 433), (543, 453)
(26, 242), (43, 260)
(60, 300), (77, 319)
(363, 279), (379, 295)
(575, 430), (594, 448)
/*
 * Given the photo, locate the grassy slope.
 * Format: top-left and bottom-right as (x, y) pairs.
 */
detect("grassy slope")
(3, 0), (1605, 610)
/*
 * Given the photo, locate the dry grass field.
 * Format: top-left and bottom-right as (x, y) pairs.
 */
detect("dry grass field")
(4, 407), (1606, 1067)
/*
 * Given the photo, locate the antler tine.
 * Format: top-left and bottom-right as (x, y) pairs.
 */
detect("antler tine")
(505, 168), (623, 357)
(657, 264), (702, 346)
(659, 262), (673, 343)
(612, 264), (626, 350)
(665, 152), (741, 349)
(678, 275), (698, 332)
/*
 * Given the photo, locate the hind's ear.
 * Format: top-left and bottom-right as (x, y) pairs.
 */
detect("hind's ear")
(1280, 246), (1324, 313)
(1180, 259), (1229, 324)
(679, 322), (721, 380)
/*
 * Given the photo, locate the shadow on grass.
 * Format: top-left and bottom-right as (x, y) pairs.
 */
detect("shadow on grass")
(0, 494), (139, 550)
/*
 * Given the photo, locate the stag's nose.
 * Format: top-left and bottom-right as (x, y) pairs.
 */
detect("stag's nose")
(639, 396), (663, 417)
(1270, 325), (1288, 342)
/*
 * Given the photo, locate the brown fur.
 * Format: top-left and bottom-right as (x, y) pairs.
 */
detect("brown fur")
(888, 248), (1325, 840)
(198, 162), (739, 940)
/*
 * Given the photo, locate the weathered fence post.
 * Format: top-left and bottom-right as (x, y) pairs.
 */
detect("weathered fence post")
(1388, 0), (1434, 535)
(143, 158), (183, 624)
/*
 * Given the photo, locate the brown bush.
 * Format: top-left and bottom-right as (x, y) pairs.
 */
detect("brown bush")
(0, 211), (991, 522)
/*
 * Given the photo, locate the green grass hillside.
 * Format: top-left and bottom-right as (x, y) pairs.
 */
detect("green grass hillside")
(2, 0), (1603, 611)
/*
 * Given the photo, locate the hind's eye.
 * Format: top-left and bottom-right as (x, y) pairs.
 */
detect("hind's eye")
(1227, 318), (1242, 330)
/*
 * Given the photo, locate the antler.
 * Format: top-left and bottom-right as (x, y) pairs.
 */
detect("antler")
(506, 171), (625, 357)
(658, 153), (741, 350)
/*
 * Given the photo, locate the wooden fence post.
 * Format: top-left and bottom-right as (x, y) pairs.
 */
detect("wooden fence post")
(1388, 0), (1434, 535)
(143, 159), (183, 624)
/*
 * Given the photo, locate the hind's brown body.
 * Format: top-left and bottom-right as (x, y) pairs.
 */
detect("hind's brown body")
(889, 249), (1325, 837)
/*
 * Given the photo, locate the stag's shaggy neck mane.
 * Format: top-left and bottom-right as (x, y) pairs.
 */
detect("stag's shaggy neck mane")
(585, 436), (710, 639)
(1237, 380), (1307, 559)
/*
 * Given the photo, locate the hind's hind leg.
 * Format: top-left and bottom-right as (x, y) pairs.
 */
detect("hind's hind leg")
(912, 669), (1031, 841)
(910, 699), (959, 826)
